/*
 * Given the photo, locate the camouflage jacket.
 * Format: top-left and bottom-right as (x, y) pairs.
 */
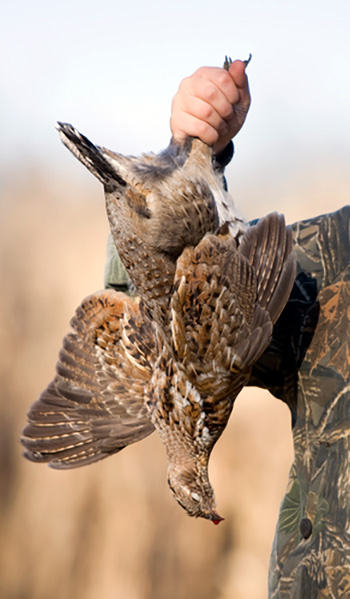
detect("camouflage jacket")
(266, 205), (350, 599)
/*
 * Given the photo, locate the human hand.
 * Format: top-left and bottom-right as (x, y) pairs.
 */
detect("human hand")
(170, 60), (251, 155)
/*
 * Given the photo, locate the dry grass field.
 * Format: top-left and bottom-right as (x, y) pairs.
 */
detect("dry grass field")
(0, 165), (347, 599)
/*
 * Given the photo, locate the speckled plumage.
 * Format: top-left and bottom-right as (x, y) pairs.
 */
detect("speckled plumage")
(21, 124), (296, 522)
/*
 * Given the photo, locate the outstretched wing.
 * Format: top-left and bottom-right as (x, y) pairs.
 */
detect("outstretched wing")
(21, 290), (156, 469)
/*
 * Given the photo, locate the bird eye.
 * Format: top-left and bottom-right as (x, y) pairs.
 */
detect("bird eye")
(191, 492), (200, 502)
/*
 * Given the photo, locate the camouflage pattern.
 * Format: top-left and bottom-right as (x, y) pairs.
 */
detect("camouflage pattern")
(267, 205), (350, 599)
(104, 205), (350, 597)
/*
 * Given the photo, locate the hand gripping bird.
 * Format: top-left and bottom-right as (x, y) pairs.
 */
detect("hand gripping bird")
(21, 61), (295, 524)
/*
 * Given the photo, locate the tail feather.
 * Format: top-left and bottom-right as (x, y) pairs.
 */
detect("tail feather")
(57, 122), (126, 188)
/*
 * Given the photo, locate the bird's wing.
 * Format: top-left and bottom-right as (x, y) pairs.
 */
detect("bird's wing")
(170, 213), (295, 395)
(170, 234), (270, 398)
(21, 290), (155, 469)
(238, 212), (296, 323)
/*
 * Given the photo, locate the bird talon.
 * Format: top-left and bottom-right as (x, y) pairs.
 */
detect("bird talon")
(223, 53), (252, 71)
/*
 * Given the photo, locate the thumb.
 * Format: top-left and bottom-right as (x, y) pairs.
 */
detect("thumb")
(228, 59), (251, 108)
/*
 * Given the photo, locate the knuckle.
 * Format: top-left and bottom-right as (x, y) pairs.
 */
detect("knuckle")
(194, 66), (210, 78)
(221, 103), (234, 120)
(202, 83), (218, 103)
(199, 103), (214, 122)
(216, 70), (231, 88)
(178, 76), (191, 94)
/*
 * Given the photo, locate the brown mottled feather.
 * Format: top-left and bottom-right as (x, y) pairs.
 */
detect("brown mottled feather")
(170, 213), (295, 399)
(21, 290), (155, 468)
(238, 212), (295, 321)
(22, 121), (296, 522)
(57, 125), (243, 326)
(144, 213), (295, 521)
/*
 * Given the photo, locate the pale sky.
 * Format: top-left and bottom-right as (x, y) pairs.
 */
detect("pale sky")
(1, 0), (349, 219)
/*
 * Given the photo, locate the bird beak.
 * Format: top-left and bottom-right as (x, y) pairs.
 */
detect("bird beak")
(210, 511), (224, 525)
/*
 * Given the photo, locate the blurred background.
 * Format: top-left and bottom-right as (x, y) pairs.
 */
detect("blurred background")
(0, 0), (349, 597)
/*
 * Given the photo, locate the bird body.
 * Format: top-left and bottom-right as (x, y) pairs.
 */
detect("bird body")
(56, 126), (246, 325)
(21, 124), (296, 522)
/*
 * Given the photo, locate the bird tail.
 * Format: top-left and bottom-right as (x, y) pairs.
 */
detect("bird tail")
(57, 122), (127, 188)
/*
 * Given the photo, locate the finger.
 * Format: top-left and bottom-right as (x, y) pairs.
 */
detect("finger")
(193, 66), (241, 112)
(177, 94), (231, 134)
(170, 110), (222, 147)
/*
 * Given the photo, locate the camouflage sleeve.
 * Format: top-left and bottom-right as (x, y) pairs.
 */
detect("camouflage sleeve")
(266, 205), (350, 599)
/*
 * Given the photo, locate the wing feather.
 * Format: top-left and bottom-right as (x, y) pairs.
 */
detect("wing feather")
(21, 290), (156, 469)
(170, 213), (295, 399)
(239, 213), (296, 322)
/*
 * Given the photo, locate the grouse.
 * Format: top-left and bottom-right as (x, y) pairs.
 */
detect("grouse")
(21, 118), (295, 524)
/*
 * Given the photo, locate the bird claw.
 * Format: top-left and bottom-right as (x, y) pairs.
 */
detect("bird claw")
(223, 53), (252, 71)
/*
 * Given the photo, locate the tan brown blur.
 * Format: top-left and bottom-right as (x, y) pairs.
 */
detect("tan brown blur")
(0, 164), (346, 599)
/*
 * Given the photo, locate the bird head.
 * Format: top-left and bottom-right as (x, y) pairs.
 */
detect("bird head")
(167, 464), (224, 524)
